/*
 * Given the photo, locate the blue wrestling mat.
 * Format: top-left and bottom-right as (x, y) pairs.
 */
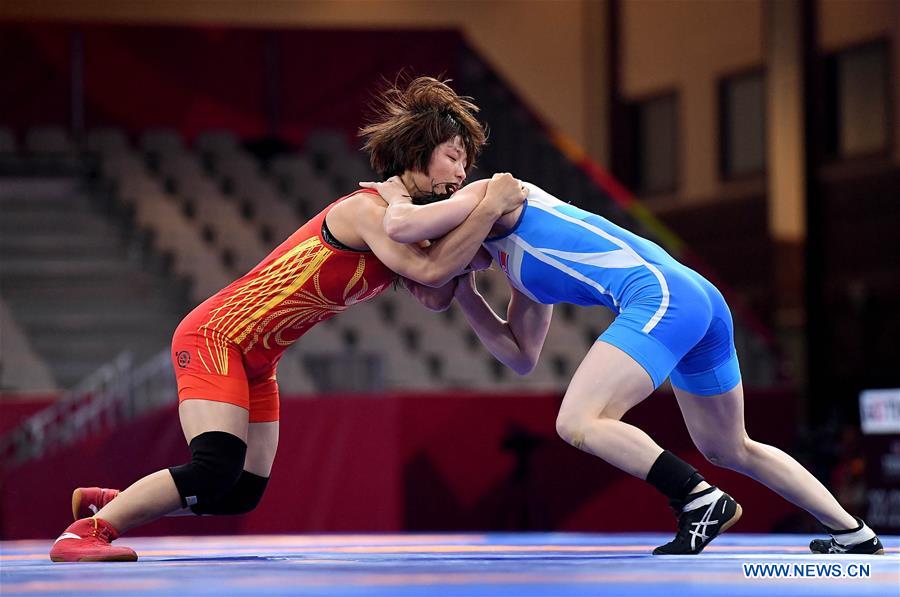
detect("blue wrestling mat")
(2, 533), (898, 596)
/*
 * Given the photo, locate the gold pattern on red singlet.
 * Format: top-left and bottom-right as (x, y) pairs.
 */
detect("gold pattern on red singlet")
(198, 237), (332, 374)
(251, 271), (345, 351)
(250, 257), (388, 351)
(196, 238), (391, 368)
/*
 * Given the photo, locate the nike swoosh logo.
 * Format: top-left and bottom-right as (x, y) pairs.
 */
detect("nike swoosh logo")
(53, 532), (82, 544)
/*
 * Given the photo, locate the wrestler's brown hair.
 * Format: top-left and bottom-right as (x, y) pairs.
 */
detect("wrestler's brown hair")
(359, 76), (487, 180)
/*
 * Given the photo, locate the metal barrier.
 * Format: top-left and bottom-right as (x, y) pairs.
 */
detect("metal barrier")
(0, 349), (175, 465)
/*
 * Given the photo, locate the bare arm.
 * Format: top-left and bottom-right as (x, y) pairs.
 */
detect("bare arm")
(453, 273), (552, 375)
(355, 192), (503, 287)
(362, 177), (490, 243)
(403, 277), (457, 312)
(402, 247), (493, 312)
(353, 175), (525, 287)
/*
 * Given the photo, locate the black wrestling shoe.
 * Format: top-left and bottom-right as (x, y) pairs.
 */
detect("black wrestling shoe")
(653, 487), (742, 555)
(809, 517), (884, 555)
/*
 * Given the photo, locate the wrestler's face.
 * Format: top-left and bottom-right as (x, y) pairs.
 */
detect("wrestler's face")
(408, 136), (468, 200)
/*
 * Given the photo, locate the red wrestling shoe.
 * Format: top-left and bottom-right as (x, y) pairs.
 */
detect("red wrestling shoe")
(49, 517), (137, 562)
(71, 487), (119, 520)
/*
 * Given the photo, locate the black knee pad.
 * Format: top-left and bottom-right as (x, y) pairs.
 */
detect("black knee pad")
(190, 471), (269, 515)
(168, 431), (246, 509)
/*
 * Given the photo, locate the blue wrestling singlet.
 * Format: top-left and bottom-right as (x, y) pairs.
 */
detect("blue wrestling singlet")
(482, 183), (741, 396)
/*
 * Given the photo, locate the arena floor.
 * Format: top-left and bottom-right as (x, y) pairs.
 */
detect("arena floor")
(2, 533), (898, 596)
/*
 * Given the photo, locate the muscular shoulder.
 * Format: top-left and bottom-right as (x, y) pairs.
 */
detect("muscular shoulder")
(337, 190), (387, 227)
(326, 190), (387, 249)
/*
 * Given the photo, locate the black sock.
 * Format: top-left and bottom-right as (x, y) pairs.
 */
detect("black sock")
(646, 450), (705, 503)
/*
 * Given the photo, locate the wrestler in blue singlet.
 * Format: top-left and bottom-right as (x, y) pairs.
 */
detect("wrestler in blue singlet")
(483, 183), (742, 396)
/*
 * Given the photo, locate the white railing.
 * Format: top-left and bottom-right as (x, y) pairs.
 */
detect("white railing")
(1, 349), (175, 465)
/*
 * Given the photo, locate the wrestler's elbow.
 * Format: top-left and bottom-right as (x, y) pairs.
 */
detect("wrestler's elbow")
(510, 355), (537, 376)
(418, 271), (450, 289)
(396, 261), (433, 287)
(383, 205), (427, 244)
(510, 338), (543, 375)
(383, 215), (411, 243)
(412, 263), (452, 288)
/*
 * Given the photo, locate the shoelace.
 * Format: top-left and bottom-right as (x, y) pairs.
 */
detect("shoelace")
(90, 518), (113, 543)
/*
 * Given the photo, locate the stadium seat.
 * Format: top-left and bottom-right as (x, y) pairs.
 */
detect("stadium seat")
(140, 128), (185, 155)
(0, 127), (17, 153)
(0, 299), (58, 392)
(25, 126), (73, 154)
(84, 128), (129, 156)
(194, 130), (240, 156)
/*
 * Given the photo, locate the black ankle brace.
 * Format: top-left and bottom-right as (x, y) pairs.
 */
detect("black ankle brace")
(646, 450), (705, 503)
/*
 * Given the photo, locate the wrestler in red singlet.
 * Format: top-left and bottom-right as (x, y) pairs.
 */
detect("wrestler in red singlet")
(171, 188), (395, 423)
(49, 76), (502, 565)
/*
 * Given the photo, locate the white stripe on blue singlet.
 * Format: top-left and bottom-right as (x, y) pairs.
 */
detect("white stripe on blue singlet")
(507, 234), (619, 308)
(524, 199), (670, 333)
(538, 247), (644, 269)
